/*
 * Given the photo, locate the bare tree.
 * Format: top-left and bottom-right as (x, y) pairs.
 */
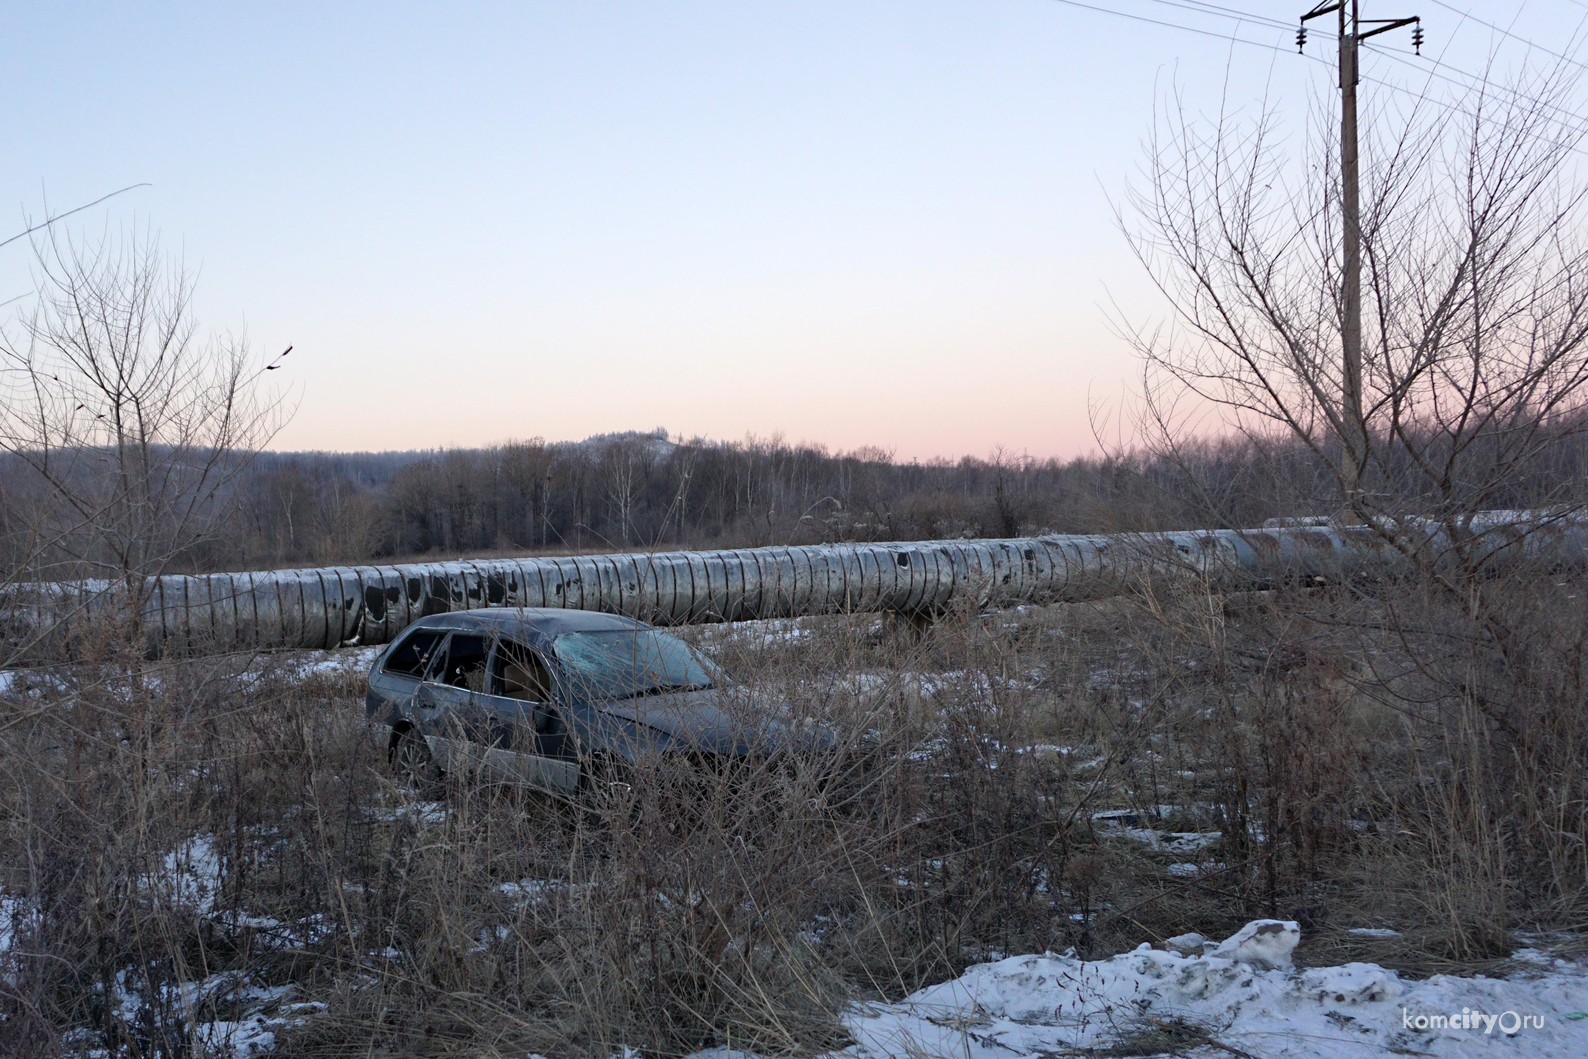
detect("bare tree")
(1123, 60), (1588, 538)
(602, 435), (652, 548)
(1119, 56), (1588, 955)
(988, 445), (1033, 538)
(0, 227), (286, 658)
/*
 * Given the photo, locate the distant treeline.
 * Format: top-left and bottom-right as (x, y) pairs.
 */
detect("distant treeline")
(228, 429), (1285, 570)
(8, 422), (1587, 578)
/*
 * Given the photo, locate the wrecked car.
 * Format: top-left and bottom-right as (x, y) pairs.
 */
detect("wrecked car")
(366, 607), (828, 792)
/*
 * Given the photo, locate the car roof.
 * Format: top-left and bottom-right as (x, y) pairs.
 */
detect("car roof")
(409, 607), (651, 640)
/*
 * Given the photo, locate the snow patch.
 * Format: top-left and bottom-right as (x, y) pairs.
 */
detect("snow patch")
(193, 1016), (278, 1057)
(1092, 809), (1222, 854)
(827, 921), (1588, 1059)
(156, 834), (224, 916)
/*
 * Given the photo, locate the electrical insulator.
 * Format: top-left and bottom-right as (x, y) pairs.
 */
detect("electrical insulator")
(1412, 23), (1424, 55)
(1296, 26), (1307, 52)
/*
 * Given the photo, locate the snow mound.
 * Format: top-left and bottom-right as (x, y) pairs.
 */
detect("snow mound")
(836, 920), (1588, 1059)
(1210, 917), (1299, 968)
(1163, 931), (1210, 956)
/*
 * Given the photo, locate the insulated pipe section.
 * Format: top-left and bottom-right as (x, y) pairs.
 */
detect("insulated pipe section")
(12, 513), (1588, 656)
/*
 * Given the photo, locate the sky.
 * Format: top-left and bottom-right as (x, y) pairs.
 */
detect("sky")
(3, 2), (1583, 460)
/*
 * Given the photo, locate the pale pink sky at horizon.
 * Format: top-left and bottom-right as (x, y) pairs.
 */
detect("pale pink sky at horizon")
(4, 2), (1575, 462)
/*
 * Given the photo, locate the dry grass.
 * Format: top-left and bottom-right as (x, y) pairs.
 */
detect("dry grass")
(1, 566), (1586, 1056)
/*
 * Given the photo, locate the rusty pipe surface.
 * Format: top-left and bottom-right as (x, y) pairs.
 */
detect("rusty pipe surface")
(8, 512), (1585, 656)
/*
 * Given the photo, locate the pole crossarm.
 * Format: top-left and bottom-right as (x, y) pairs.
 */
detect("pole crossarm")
(1359, 15), (1421, 46)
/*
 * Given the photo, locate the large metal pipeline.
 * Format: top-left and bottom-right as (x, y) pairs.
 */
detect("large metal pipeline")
(8, 512), (1586, 657)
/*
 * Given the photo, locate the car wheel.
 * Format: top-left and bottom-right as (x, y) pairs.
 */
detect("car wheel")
(393, 726), (443, 796)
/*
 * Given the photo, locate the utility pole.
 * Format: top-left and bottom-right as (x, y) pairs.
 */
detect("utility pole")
(1299, 2), (1421, 515)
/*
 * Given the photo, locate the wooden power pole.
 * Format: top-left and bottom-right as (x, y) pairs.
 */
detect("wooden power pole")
(1299, 2), (1421, 514)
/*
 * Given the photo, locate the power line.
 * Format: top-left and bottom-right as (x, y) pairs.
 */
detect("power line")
(1044, 0), (1301, 52)
(0, 184), (152, 252)
(1149, 0), (1588, 128)
(1356, 57), (1588, 160)
(1137, 0), (1302, 35)
(1362, 40), (1588, 136)
(1098, 0), (1587, 127)
(1424, 0), (1588, 75)
(1042, 0), (1588, 157)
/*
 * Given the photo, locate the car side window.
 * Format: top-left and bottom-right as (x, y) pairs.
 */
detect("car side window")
(491, 639), (552, 702)
(434, 634), (490, 691)
(384, 628), (443, 677)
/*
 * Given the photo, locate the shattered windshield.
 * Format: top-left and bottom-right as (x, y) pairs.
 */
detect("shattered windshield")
(552, 629), (719, 702)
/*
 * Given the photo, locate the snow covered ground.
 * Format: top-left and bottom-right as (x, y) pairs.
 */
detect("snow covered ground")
(824, 920), (1588, 1059)
(31, 901), (1588, 1059)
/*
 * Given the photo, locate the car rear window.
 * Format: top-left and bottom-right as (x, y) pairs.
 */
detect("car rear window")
(384, 629), (443, 677)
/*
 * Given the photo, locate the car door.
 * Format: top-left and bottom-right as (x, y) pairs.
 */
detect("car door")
(366, 624), (446, 723)
(474, 637), (580, 791)
(414, 631), (492, 777)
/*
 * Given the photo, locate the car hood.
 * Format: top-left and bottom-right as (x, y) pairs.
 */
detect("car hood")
(596, 688), (822, 755)
(596, 689), (746, 752)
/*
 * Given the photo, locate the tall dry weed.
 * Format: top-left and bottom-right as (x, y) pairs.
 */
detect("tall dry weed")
(2, 569), (1587, 1054)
